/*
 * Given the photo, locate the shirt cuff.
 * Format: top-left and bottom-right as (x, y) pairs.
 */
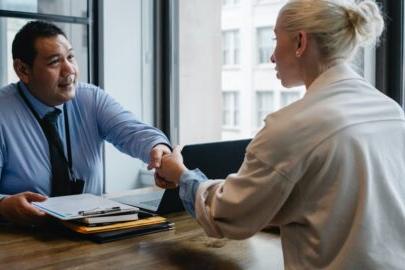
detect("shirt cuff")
(179, 169), (208, 218)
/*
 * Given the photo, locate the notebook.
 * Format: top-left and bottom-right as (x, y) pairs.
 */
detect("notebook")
(112, 139), (251, 215)
(78, 211), (139, 225)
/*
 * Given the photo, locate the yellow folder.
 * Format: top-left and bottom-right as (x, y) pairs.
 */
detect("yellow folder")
(62, 216), (167, 234)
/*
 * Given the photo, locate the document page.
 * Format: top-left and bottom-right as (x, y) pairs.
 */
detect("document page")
(33, 193), (139, 220)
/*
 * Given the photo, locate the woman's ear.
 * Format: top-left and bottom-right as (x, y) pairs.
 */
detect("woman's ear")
(13, 59), (31, 84)
(295, 31), (308, 58)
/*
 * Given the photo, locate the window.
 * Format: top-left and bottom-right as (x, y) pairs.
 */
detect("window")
(222, 91), (240, 128)
(0, 0), (87, 17)
(102, 0), (156, 192)
(257, 26), (274, 64)
(222, 30), (240, 66)
(256, 91), (275, 127)
(0, 1), (91, 86)
(223, 0), (240, 7)
(176, 0), (379, 145)
(280, 91), (302, 107)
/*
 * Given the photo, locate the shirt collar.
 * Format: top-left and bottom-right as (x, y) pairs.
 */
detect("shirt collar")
(306, 63), (362, 94)
(18, 81), (64, 119)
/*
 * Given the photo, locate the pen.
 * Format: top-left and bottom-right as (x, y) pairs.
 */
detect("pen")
(78, 206), (121, 216)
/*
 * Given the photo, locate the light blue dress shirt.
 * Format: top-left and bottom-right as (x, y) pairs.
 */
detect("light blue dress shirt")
(0, 82), (170, 196)
(179, 169), (208, 217)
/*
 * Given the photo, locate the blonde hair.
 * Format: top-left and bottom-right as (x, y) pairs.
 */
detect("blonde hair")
(280, 0), (384, 61)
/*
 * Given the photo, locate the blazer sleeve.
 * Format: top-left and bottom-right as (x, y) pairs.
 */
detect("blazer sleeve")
(194, 150), (296, 239)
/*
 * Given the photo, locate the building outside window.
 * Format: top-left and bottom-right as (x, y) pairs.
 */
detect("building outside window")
(222, 30), (240, 66)
(176, 0), (377, 144)
(256, 91), (274, 127)
(280, 91), (302, 107)
(257, 26), (274, 64)
(222, 91), (240, 128)
(223, 0), (240, 7)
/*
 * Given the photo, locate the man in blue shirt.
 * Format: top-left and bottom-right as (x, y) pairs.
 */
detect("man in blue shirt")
(0, 21), (171, 225)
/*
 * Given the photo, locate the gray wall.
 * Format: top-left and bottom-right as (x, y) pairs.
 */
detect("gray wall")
(101, 0), (154, 193)
(178, 0), (222, 144)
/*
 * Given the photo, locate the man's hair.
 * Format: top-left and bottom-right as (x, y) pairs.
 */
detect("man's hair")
(12, 20), (67, 66)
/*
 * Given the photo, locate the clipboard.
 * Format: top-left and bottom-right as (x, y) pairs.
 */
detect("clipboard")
(32, 193), (139, 220)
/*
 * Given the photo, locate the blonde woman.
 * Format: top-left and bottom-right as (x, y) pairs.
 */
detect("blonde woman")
(156, 1), (405, 269)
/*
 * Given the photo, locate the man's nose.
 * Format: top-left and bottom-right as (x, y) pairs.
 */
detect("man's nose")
(61, 59), (76, 76)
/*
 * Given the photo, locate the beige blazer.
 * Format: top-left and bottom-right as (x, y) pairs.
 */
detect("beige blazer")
(194, 64), (405, 269)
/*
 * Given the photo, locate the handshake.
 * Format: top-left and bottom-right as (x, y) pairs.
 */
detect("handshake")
(148, 145), (187, 189)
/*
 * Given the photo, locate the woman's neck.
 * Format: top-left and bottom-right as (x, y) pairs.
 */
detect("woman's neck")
(302, 58), (345, 89)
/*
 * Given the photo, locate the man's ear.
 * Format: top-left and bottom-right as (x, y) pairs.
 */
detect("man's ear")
(295, 31), (308, 58)
(13, 59), (31, 84)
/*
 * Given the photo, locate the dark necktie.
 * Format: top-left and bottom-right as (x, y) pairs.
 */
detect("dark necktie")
(42, 109), (72, 196)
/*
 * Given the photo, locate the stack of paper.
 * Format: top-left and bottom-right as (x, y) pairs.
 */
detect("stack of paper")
(33, 193), (174, 242)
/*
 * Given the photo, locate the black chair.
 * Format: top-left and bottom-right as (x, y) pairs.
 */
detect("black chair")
(162, 139), (252, 213)
(181, 139), (252, 179)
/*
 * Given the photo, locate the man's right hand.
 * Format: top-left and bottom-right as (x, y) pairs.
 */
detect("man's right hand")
(0, 192), (48, 226)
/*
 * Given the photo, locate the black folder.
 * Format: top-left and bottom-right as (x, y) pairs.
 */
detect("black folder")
(86, 222), (173, 243)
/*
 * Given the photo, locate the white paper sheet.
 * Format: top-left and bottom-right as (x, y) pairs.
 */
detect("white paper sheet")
(33, 193), (139, 220)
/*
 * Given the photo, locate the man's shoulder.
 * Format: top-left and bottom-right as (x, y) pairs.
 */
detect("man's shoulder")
(0, 83), (20, 107)
(0, 83), (18, 98)
(76, 82), (101, 93)
(74, 82), (104, 101)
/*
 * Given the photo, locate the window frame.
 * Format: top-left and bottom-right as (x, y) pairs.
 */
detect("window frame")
(375, 0), (405, 107)
(0, 0), (96, 84)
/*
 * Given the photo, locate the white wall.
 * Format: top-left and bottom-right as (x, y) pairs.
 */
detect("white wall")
(101, 0), (153, 193)
(178, 0), (223, 144)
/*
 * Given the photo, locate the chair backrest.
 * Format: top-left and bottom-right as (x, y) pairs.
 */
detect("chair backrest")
(181, 139), (252, 179)
(159, 139), (252, 214)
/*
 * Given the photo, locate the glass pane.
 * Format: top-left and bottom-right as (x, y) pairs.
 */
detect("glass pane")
(177, 0), (374, 144)
(256, 91), (274, 127)
(280, 91), (301, 107)
(0, 18), (89, 86)
(257, 27), (274, 64)
(0, 0), (88, 17)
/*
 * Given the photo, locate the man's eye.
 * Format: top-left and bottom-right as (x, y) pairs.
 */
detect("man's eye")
(48, 59), (59, 65)
(68, 54), (75, 61)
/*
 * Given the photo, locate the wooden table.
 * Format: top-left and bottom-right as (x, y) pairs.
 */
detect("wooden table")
(0, 212), (283, 269)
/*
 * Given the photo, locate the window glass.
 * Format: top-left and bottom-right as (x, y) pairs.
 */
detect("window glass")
(0, 17), (89, 86)
(223, 0), (240, 7)
(222, 91), (240, 128)
(256, 91), (274, 127)
(257, 27), (274, 64)
(222, 30), (240, 65)
(280, 91), (301, 107)
(0, 0), (88, 17)
(177, 0), (375, 145)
